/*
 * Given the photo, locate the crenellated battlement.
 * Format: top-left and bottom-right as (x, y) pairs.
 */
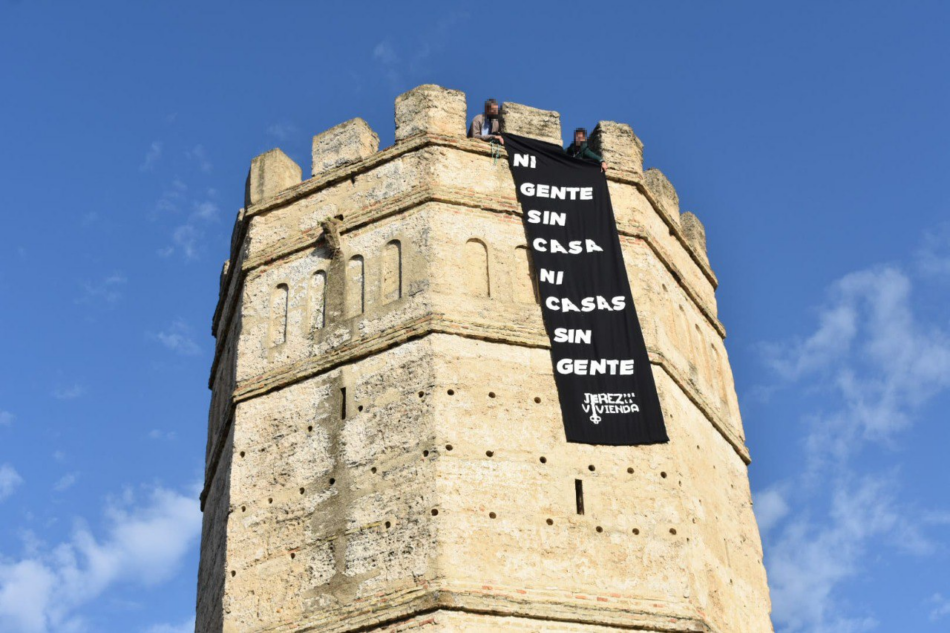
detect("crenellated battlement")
(214, 85), (715, 348)
(237, 84), (689, 215)
(196, 84), (772, 633)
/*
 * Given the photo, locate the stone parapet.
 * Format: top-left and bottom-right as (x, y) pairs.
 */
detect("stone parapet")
(244, 148), (301, 207)
(312, 118), (380, 177)
(590, 120), (644, 174)
(395, 84), (467, 141)
(500, 102), (563, 146)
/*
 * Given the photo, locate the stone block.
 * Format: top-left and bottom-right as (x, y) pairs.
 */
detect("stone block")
(228, 207), (245, 261)
(681, 211), (708, 256)
(244, 149), (302, 207)
(395, 84), (467, 141)
(643, 168), (680, 219)
(590, 121), (644, 174)
(311, 118), (380, 177)
(500, 102), (562, 146)
(219, 260), (230, 294)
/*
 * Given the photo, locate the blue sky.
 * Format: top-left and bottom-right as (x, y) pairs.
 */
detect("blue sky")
(1, 2), (948, 631)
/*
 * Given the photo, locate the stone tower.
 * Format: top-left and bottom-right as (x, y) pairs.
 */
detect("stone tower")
(196, 84), (773, 632)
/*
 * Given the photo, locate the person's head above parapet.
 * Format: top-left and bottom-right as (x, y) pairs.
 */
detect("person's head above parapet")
(574, 127), (587, 145)
(484, 98), (499, 118)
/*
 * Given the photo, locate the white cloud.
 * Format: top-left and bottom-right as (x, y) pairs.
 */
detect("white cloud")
(76, 273), (127, 307)
(371, 12), (468, 89)
(53, 473), (79, 493)
(148, 429), (177, 441)
(916, 222), (950, 277)
(760, 302), (857, 381)
(0, 464), (24, 502)
(753, 487), (790, 536)
(922, 510), (950, 526)
(0, 411), (13, 427)
(150, 319), (201, 356)
(765, 477), (923, 633)
(191, 199), (219, 222)
(165, 224), (200, 259)
(0, 561), (57, 632)
(372, 40), (402, 88)
(758, 257), (950, 632)
(51, 384), (86, 401)
(186, 144), (212, 173)
(144, 616), (195, 633)
(159, 194), (220, 261)
(139, 141), (163, 172)
(0, 484), (201, 633)
(930, 593), (950, 622)
(267, 122), (299, 141)
(372, 40), (398, 65)
(764, 266), (950, 452)
(155, 180), (187, 216)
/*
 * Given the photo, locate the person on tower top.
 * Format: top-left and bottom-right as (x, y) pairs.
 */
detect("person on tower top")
(467, 98), (503, 145)
(565, 127), (607, 173)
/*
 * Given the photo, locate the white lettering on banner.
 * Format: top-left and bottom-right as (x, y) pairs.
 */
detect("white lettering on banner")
(527, 210), (567, 226)
(556, 359), (636, 376)
(581, 392), (639, 424)
(504, 135), (668, 444)
(539, 269), (564, 285)
(513, 154), (537, 168)
(532, 238), (604, 254)
(554, 328), (592, 344)
(519, 182), (594, 200)
(544, 296), (626, 312)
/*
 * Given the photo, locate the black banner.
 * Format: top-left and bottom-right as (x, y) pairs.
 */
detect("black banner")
(504, 133), (668, 446)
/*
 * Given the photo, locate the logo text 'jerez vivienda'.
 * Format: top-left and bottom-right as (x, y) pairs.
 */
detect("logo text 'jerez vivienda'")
(504, 134), (668, 446)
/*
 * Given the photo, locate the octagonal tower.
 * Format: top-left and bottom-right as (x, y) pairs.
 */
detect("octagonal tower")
(195, 84), (773, 632)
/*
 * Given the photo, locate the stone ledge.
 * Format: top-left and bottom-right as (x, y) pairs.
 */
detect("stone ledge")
(201, 314), (750, 509)
(241, 186), (519, 272)
(207, 185), (725, 398)
(219, 314), (746, 476)
(230, 315), (747, 462)
(199, 413), (230, 510)
(230, 314), (541, 404)
(259, 583), (717, 633)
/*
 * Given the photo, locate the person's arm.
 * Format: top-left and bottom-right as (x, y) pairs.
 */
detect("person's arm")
(582, 145), (608, 172)
(491, 118), (504, 144)
(581, 146), (604, 163)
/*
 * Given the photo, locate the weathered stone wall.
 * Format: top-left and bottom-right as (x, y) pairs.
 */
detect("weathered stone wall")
(197, 84), (772, 632)
(217, 340), (438, 630)
(196, 422), (232, 633)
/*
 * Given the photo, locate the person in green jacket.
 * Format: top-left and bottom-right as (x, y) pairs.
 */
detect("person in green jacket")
(565, 127), (607, 173)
